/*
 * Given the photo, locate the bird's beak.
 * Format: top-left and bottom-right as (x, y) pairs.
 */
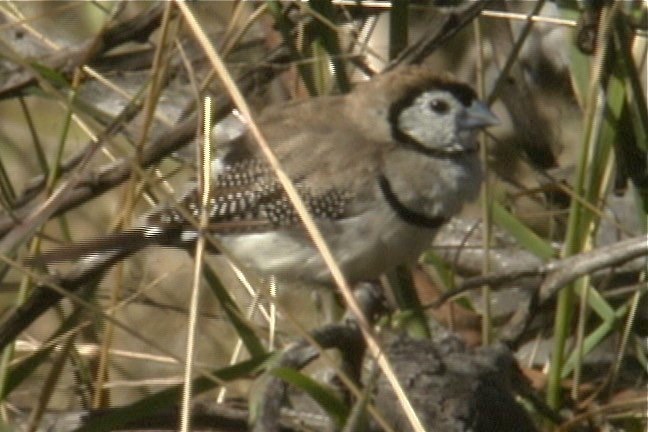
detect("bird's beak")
(461, 101), (499, 129)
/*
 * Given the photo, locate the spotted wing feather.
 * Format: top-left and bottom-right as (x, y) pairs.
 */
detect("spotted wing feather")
(145, 158), (354, 235)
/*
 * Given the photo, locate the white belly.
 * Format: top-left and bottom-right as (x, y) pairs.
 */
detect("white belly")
(220, 204), (436, 284)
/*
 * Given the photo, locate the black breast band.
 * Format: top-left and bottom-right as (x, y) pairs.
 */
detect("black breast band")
(378, 175), (448, 229)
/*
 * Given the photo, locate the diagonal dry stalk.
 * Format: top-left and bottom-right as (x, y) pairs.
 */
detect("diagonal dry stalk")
(175, 2), (425, 431)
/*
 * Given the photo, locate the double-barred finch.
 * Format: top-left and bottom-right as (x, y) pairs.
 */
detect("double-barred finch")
(31, 65), (497, 283)
(2, 66), (497, 350)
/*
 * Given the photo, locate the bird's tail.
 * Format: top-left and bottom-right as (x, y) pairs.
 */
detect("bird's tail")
(0, 244), (146, 351)
(25, 226), (187, 266)
(1, 225), (190, 352)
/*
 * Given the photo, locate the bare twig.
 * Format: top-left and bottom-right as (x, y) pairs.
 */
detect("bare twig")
(387, 0), (494, 69)
(503, 235), (646, 346)
(0, 4), (165, 99)
(0, 49), (290, 241)
(432, 235), (648, 308)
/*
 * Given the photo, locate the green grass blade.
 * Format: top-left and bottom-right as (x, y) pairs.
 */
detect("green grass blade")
(202, 263), (266, 358)
(272, 366), (349, 426)
(492, 202), (555, 260)
(73, 355), (269, 432)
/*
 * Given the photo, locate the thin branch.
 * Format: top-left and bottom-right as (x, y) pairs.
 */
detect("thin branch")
(0, 49), (290, 241)
(386, 0), (494, 69)
(0, 4), (164, 100)
(432, 235), (648, 308)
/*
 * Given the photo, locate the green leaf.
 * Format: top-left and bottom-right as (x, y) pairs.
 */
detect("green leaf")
(266, 0), (316, 95)
(385, 265), (430, 339)
(0, 296), (90, 399)
(29, 62), (69, 88)
(271, 366), (349, 426)
(492, 202), (555, 260)
(202, 263), (266, 358)
(307, 0), (350, 93)
(389, 0), (409, 60)
(73, 355), (269, 432)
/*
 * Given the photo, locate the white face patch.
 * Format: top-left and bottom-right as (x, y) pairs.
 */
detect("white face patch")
(397, 89), (466, 151)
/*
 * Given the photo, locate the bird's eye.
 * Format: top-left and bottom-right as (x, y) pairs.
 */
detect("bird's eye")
(429, 98), (450, 114)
